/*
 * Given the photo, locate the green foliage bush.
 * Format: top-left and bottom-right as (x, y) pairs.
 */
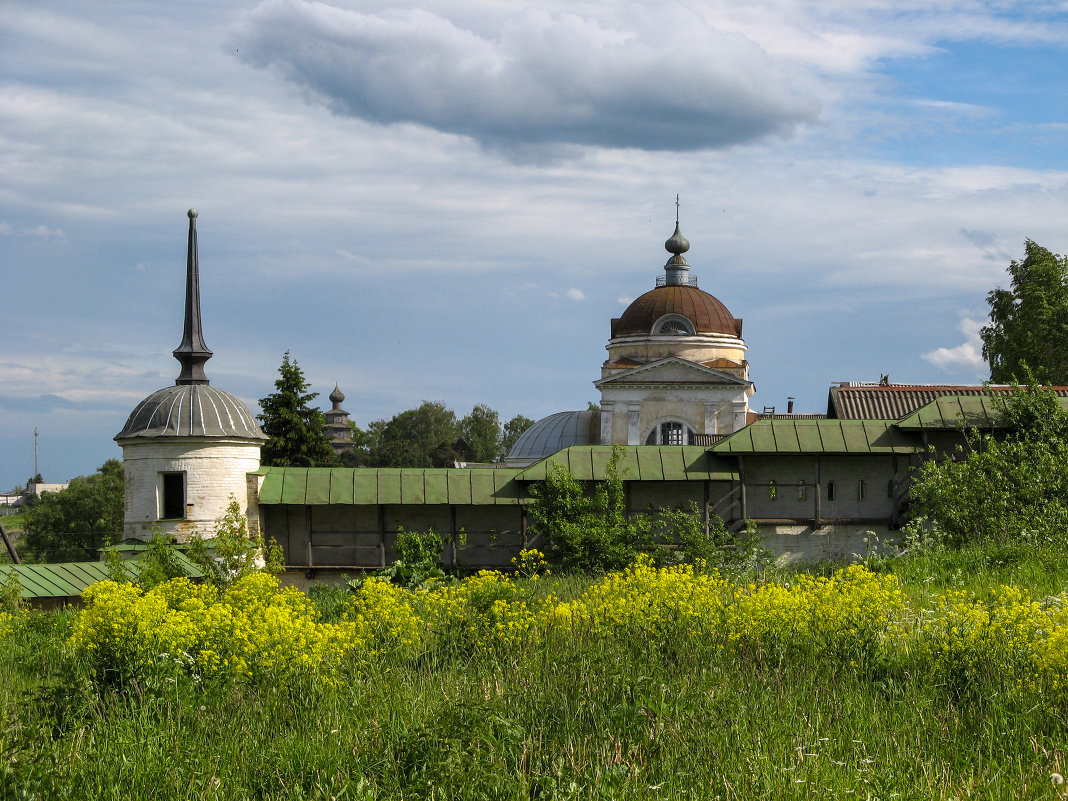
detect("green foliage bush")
(367, 526), (451, 590)
(186, 498), (283, 590)
(529, 447), (764, 573)
(908, 379), (1068, 548)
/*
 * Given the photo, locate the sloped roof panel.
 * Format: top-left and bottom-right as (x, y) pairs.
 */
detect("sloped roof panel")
(352, 472), (379, 504)
(896, 395), (1068, 430)
(447, 471), (473, 505)
(377, 470), (402, 505)
(330, 471), (354, 504)
(306, 470), (332, 505)
(513, 446), (737, 481)
(635, 448), (665, 480)
(400, 471), (425, 505)
(280, 469), (308, 505)
(424, 472), (449, 504)
(2, 551), (203, 600)
(710, 419), (921, 454)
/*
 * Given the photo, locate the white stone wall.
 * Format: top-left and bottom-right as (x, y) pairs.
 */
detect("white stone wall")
(118, 437), (262, 542)
(758, 523), (903, 564)
(604, 334), (746, 370)
(600, 384), (750, 444)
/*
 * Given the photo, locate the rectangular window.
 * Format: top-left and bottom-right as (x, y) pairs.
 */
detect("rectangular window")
(857, 480), (865, 501)
(826, 481), (836, 502)
(161, 473), (185, 519)
(768, 480), (777, 501)
(797, 480), (807, 501)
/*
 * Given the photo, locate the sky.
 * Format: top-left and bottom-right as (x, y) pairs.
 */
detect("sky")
(2, 0), (1068, 489)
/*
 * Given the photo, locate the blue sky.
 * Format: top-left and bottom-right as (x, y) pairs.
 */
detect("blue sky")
(2, 0), (1067, 489)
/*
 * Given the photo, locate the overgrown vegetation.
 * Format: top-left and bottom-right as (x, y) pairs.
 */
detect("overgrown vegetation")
(907, 378), (1068, 548)
(529, 447), (764, 573)
(2, 552), (1068, 799)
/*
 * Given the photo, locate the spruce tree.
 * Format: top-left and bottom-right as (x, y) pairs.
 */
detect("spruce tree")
(258, 352), (338, 467)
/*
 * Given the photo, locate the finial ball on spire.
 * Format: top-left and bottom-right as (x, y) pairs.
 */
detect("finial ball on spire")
(188, 208), (198, 219)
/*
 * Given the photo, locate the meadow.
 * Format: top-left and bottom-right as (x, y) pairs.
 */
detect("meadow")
(2, 544), (1068, 800)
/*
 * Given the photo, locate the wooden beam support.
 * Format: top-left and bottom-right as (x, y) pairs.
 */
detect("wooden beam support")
(0, 520), (20, 564)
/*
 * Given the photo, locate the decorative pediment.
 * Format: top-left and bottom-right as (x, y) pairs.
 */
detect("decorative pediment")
(595, 356), (750, 389)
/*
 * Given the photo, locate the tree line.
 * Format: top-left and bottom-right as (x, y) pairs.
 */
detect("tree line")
(257, 351), (535, 468)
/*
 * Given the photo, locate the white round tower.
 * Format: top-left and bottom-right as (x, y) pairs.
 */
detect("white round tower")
(114, 210), (267, 542)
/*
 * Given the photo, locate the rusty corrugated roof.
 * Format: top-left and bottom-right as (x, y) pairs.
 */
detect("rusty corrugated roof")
(827, 384), (1068, 420)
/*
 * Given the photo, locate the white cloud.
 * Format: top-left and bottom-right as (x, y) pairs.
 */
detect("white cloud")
(235, 1), (820, 154)
(0, 220), (64, 239)
(565, 288), (586, 301)
(922, 317), (987, 372)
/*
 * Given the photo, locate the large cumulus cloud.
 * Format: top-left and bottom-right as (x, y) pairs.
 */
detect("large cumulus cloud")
(234, 0), (820, 153)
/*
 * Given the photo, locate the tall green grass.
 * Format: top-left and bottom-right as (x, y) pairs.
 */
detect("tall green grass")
(2, 549), (1067, 800)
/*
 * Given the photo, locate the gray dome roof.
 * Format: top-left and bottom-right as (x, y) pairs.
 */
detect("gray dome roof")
(115, 385), (267, 441)
(505, 410), (600, 461)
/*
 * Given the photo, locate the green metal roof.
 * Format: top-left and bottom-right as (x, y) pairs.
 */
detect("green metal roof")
(710, 419), (921, 455)
(2, 551), (203, 600)
(895, 395), (1068, 430)
(256, 448), (738, 505)
(256, 466), (528, 506)
(512, 446), (739, 482)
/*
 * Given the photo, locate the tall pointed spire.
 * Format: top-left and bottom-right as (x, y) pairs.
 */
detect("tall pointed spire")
(173, 208), (213, 385)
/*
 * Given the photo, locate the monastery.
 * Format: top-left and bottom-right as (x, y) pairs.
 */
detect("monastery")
(113, 210), (1019, 575)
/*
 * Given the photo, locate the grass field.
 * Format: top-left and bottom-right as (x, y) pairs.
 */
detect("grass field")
(2, 545), (1067, 800)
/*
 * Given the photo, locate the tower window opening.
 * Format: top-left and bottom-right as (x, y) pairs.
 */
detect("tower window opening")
(826, 481), (836, 502)
(161, 472), (186, 520)
(798, 480), (807, 501)
(857, 480), (866, 501)
(768, 480), (777, 501)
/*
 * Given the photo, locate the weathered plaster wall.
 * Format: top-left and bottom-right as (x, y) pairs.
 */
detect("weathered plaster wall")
(119, 438), (261, 541)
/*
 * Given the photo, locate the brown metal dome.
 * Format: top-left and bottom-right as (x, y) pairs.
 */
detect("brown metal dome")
(612, 285), (741, 338)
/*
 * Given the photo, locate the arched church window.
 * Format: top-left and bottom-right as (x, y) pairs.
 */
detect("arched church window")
(657, 319), (693, 335)
(645, 421), (691, 445)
